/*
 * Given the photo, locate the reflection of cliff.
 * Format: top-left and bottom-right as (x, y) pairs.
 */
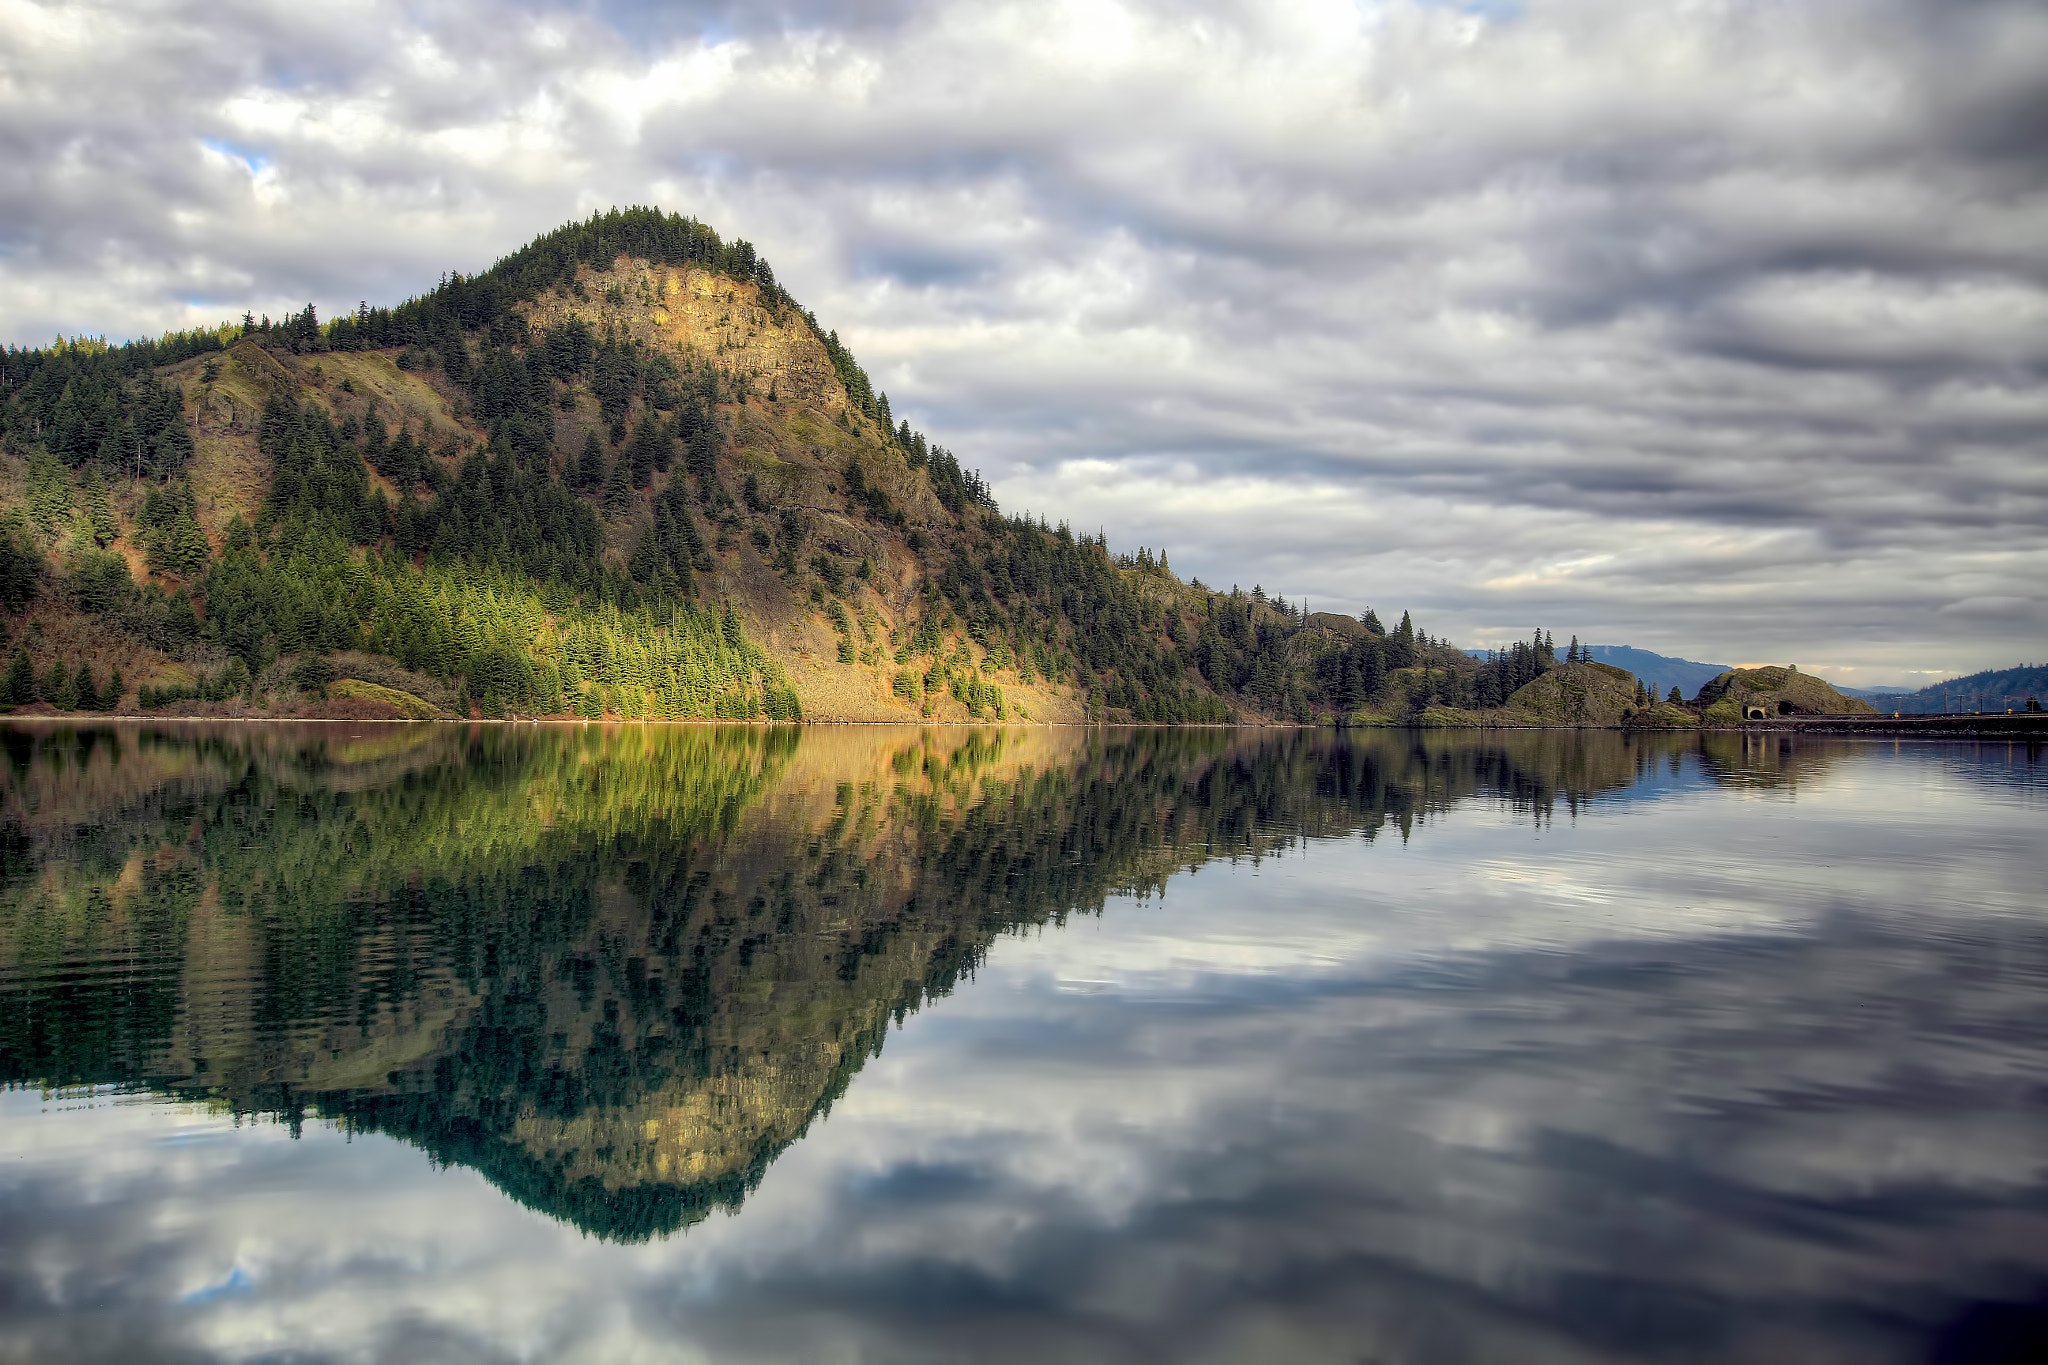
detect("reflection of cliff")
(2, 723), (1713, 1240)
(1693, 731), (1855, 792)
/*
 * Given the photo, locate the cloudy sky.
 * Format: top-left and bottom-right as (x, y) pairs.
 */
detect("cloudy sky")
(3, 0), (2044, 684)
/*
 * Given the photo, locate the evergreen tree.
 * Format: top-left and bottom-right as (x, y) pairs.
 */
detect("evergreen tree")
(1389, 611), (1416, 669)
(4, 647), (34, 704)
(1668, 686), (1682, 704)
(626, 415), (667, 489)
(43, 660), (75, 710)
(603, 455), (633, 517)
(141, 480), (210, 577)
(26, 446), (72, 538)
(73, 665), (100, 712)
(82, 467), (119, 547)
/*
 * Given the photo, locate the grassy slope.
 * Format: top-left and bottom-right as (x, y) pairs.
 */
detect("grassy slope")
(1695, 667), (1878, 723)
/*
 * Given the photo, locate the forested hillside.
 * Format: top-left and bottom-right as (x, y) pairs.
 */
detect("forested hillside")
(1874, 665), (2047, 715)
(0, 206), (1664, 725)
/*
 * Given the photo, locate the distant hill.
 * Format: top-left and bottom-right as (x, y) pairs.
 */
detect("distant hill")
(1584, 646), (1729, 702)
(1864, 665), (2048, 714)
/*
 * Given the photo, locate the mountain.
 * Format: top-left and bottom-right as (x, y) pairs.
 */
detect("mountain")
(1583, 646), (1729, 702)
(1856, 665), (2048, 714)
(0, 206), (1506, 725)
(0, 206), (1910, 730)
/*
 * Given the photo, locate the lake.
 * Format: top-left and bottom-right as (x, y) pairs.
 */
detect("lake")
(1, 722), (2043, 1364)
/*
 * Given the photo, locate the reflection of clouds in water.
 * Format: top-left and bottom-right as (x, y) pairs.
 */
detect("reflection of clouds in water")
(0, 1095), (595, 1362)
(776, 917), (2048, 1362)
(1017, 749), (2033, 990)
(1, 744), (2044, 1363)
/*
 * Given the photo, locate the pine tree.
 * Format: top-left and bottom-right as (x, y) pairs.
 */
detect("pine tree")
(577, 431), (604, 489)
(144, 481), (210, 577)
(105, 667), (124, 711)
(1667, 685), (1682, 704)
(4, 647), (33, 704)
(1390, 611), (1416, 669)
(603, 455), (633, 517)
(1567, 635), (1581, 664)
(27, 446), (72, 537)
(44, 660), (75, 711)
(73, 665), (100, 712)
(82, 467), (118, 547)
(626, 415), (665, 489)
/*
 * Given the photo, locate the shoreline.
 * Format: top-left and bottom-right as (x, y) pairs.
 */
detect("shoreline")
(3, 713), (2042, 738)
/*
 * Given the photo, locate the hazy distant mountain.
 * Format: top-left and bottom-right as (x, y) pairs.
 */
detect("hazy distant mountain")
(1583, 647), (1729, 701)
(1860, 665), (2048, 714)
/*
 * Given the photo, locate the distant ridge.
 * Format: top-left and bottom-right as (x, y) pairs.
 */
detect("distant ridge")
(1862, 665), (2047, 714)
(1583, 646), (1728, 701)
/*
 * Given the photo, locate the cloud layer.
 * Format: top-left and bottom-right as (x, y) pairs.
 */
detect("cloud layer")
(3, 0), (2044, 681)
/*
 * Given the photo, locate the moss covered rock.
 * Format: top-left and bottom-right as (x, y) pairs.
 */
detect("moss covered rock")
(331, 678), (456, 720)
(1695, 667), (1875, 722)
(1622, 701), (1700, 729)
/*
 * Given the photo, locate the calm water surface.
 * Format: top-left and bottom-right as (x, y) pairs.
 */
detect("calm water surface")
(0, 723), (2043, 1364)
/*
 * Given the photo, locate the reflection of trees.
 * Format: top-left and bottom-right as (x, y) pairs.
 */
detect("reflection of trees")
(0, 724), (1705, 1241)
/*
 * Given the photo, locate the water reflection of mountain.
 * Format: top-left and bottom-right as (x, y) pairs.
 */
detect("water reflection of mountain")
(2, 723), (1735, 1240)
